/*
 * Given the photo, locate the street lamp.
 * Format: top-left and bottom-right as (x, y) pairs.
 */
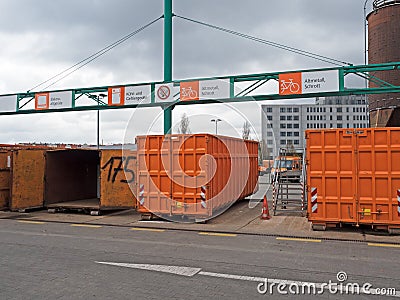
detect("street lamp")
(88, 93), (107, 149)
(211, 118), (222, 135)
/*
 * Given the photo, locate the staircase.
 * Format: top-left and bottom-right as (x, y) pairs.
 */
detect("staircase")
(272, 148), (306, 216)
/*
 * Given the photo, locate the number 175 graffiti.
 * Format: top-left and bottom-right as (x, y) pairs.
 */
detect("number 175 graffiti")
(101, 156), (136, 184)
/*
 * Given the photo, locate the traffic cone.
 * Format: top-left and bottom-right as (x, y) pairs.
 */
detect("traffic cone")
(261, 195), (271, 220)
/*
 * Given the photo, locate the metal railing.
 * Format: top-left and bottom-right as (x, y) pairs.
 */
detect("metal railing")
(373, 0), (400, 10)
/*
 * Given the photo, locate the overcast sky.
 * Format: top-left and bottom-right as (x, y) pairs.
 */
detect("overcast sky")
(0, 0), (372, 144)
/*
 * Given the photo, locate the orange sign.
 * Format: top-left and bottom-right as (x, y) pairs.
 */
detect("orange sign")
(108, 87), (125, 106)
(279, 73), (302, 95)
(180, 81), (199, 101)
(35, 93), (49, 110)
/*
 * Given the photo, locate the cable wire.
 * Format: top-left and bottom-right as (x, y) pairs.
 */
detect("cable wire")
(175, 15), (352, 67)
(29, 16), (163, 92)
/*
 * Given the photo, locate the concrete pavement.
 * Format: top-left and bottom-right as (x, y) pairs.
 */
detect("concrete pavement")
(0, 175), (399, 244)
(0, 219), (399, 299)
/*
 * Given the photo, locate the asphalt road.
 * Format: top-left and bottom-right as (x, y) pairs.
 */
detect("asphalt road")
(0, 219), (399, 300)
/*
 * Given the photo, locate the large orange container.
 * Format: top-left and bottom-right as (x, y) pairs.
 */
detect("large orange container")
(306, 128), (400, 232)
(136, 134), (258, 221)
(0, 145), (55, 211)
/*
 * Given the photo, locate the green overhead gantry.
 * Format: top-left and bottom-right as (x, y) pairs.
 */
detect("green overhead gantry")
(0, 62), (399, 114)
(0, 0), (399, 135)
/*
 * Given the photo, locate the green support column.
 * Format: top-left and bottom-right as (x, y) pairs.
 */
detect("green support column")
(163, 0), (173, 134)
(164, 105), (173, 134)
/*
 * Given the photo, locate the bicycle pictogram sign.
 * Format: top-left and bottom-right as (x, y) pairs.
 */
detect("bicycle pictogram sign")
(181, 87), (198, 99)
(279, 72), (302, 95)
(180, 81), (199, 100)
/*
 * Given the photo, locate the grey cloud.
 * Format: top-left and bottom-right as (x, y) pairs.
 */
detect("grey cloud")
(0, 0), (371, 144)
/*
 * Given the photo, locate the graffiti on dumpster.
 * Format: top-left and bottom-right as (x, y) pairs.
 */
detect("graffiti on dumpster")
(101, 156), (136, 184)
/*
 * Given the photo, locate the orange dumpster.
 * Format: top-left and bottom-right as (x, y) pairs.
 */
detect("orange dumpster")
(136, 134), (258, 221)
(306, 128), (400, 233)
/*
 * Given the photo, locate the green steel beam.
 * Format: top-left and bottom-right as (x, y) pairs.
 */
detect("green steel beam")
(163, 0), (173, 134)
(1, 62), (399, 117)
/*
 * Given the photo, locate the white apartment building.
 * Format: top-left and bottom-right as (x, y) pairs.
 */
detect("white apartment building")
(261, 95), (369, 159)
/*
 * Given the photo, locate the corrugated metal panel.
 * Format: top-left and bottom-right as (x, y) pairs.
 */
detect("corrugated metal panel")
(100, 149), (137, 209)
(137, 134), (258, 219)
(306, 128), (400, 228)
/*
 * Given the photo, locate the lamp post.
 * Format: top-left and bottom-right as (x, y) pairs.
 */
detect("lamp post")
(211, 118), (222, 135)
(90, 93), (107, 149)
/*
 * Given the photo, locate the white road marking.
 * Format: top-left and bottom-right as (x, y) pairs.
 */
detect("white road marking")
(95, 262), (201, 277)
(96, 262), (400, 297)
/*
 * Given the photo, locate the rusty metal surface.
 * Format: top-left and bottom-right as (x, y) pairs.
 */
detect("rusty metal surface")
(11, 149), (46, 211)
(44, 150), (98, 206)
(0, 151), (11, 209)
(367, 4), (400, 112)
(100, 149), (137, 209)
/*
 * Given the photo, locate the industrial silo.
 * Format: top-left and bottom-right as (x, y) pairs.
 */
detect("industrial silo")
(367, 0), (400, 127)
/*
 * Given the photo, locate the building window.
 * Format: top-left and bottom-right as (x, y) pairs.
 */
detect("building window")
(294, 124), (299, 128)
(337, 107), (342, 113)
(267, 139), (273, 144)
(294, 108), (299, 113)
(294, 116), (299, 121)
(267, 115), (273, 121)
(287, 124), (292, 128)
(337, 115), (342, 121)
(267, 124), (273, 128)
(294, 140), (299, 145)
(337, 123), (342, 128)
(267, 132), (273, 137)
(280, 116), (286, 121)
(280, 124), (286, 129)
(294, 132), (300, 137)
(280, 140), (286, 145)
(280, 132), (286, 137)
(287, 132), (293, 137)
(287, 116), (292, 121)
(266, 107), (272, 113)
(280, 107), (286, 113)
(287, 108), (292, 113)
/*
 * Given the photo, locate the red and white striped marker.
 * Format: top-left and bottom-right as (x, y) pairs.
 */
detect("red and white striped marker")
(311, 187), (318, 213)
(200, 186), (207, 208)
(397, 189), (400, 217)
(139, 184), (145, 205)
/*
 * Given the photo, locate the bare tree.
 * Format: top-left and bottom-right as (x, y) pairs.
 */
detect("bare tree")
(176, 113), (191, 134)
(258, 139), (268, 161)
(242, 121), (251, 140)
